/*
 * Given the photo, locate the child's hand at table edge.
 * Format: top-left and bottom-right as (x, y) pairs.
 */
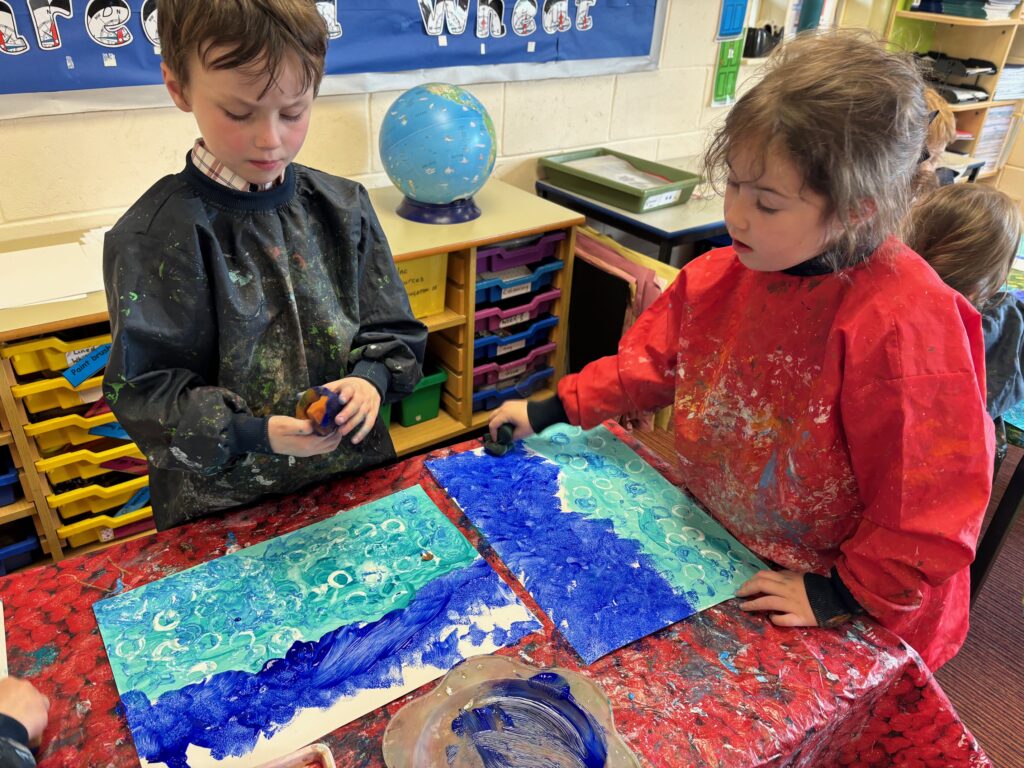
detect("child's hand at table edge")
(323, 376), (381, 445)
(488, 399), (533, 441)
(268, 415), (345, 456)
(736, 569), (817, 627)
(0, 677), (50, 747)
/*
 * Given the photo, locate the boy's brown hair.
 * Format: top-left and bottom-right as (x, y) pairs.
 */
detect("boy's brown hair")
(702, 31), (927, 270)
(909, 184), (1023, 308)
(157, 0), (328, 97)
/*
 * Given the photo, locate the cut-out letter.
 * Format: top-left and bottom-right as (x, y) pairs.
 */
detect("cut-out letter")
(477, 0), (505, 38)
(85, 0), (132, 47)
(26, 0), (73, 50)
(0, 0), (29, 53)
(316, 0), (342, 39)
(511, 0), (535, 36)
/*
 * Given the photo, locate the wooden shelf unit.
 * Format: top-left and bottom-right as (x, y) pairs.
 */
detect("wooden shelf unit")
(887, 1), (1024, 181)
(0, 179), (583, 564)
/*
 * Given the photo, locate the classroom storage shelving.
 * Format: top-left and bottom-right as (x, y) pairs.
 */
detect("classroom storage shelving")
(884, 0), (1024, 181)
(0, 179), (582, 564)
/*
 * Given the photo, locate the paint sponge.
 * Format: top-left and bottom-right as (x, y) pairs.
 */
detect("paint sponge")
(295, 386), (342, 435)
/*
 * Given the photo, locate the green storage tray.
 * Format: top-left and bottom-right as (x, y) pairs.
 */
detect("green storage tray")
(380, 402), (392, 425)
(395, 366), (448, 428)
(538, 148), (700, 213)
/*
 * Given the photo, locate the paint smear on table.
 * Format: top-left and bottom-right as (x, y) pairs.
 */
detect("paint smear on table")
(93, 485), (541, 768)
(426, 424), (764, 664)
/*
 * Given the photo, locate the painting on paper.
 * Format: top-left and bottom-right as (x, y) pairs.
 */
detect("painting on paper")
(426, 424), (764, 664)
(93, 485), (542, 768)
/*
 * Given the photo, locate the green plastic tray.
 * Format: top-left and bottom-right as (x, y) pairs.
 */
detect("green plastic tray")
(538, 148), (701, 213)
(394, 365), (448, 427)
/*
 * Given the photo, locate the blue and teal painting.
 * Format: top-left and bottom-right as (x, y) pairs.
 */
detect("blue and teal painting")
(426, 425), (765, 665)
(93, 486), (542, 768)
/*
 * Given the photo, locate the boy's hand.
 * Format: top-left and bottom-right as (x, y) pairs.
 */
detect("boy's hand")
(0, 677), (50, 747)
(268, 415), (344, 456)
(488, 399), (533, 441)
(323, 377), (381, 445)
(735, 569), (816, 627)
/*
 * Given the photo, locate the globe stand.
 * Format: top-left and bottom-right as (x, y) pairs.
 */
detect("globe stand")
(396, 196), (482, 224)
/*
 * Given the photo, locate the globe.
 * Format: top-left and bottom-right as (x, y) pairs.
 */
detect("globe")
(379, 83), (497, 224)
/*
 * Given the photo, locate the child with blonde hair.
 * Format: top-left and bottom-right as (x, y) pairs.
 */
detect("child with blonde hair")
(909, 183), (1024, 446)
(492, 32), (992, 671)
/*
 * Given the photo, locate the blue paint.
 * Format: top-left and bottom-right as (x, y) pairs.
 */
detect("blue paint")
(718, 651), (739, 674)
(119, 558), (538, 768)
(449, 672), (607, 768)
(428, 448), (693, 664)
(757, 450), (777, 490)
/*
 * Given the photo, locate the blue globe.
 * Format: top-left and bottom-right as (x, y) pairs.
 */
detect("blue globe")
(379, 83), (497, 222)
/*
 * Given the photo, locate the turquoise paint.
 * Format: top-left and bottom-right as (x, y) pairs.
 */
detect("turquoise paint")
(524, 425), (764, 599)
(94, 486), (481, 701)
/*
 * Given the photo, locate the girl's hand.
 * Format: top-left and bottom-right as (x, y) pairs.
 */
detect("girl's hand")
(323, 377), (381, 445)
(735, 569), (816, 627)
(488, 399), (533, 441)
(268, 415), (344, 456)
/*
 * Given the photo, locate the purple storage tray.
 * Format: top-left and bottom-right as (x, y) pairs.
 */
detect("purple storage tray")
(473, 342), (557, 390)
(474, 289), (561, 334)
(476, 231), (566, 273)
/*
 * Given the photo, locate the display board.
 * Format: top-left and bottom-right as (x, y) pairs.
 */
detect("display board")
(1, 0), (665, 118)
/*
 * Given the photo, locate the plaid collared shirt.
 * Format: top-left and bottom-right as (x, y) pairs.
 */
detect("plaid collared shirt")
(190, 138), (285, 192)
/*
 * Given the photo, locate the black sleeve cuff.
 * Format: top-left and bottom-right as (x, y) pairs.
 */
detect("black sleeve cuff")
(229, 414), (273, 455)
(350, 360), (392, 401)
(0, 714), (29, 751)
(527, 395), (569, 434)
(804, 567), (864, 628)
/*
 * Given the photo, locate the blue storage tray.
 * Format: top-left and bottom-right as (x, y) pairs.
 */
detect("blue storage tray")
(0, 465), (19, 507)
(474, 315), (558, 362)
(472, 367), (555, 412)
(476, 259), (564, 304)
(0, 534), (40, 575)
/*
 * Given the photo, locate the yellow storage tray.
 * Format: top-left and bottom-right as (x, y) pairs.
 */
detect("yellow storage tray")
(57, 506), (154, 548)
(47, 474), (148, 521)
(1, 334), (112, 377)
(11, 375), (104, 414)
(24, 412), (118, 454)
(35, 442), (145, 486)
(397, 252), (448, 319)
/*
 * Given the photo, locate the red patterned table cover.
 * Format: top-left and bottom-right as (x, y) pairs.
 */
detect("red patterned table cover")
(0, 426), (991, 767)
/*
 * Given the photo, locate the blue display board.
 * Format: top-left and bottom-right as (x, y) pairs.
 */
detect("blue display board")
(0, 1), (659, 96)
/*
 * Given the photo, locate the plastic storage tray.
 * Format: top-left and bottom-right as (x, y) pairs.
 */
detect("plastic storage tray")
(394, 366), (448, 427)
(24, 411), (120, 455)
(472, 367), (555, 412)
(47, 474), (149, 521)
(0, 463), (19, 507)
(538, 148), (701, 213)
(476, 231), (565, 273)
(476, 260), (563, 304)
(474, 316), (558, 362)
(57, 507), (155, 548)
(12, 374), (104, 414)
(36, 442), (147, 486)
(1, 333), (111, 377)
(0, 530), (40, 575)
(474, 289), (561, 334)
(473, 342), (556, 389)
